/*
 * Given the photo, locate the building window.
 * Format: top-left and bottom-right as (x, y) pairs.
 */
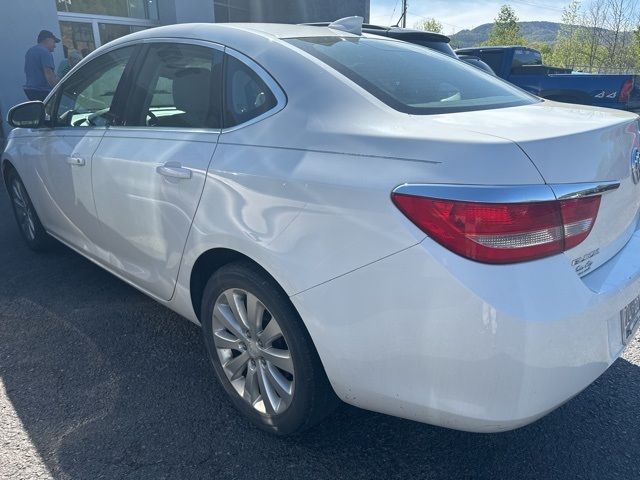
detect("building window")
(214, 0), (250, 22)
(56, 0), (159, 21)
(59, 20), (96, 56)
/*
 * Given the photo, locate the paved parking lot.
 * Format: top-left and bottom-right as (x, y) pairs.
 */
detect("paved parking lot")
(1, 183), (639, 480)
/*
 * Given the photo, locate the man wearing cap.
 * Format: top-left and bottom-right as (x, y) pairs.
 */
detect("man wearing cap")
(23, 30), (60, 101)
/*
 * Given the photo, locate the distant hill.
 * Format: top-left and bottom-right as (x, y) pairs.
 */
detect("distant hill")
(450, 21), (561, 48)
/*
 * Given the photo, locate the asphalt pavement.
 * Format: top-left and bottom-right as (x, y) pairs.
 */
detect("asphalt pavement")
(1, 181), (639, 480)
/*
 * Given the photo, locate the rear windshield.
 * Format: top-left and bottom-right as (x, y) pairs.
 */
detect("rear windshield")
(286, 37), (538, 115)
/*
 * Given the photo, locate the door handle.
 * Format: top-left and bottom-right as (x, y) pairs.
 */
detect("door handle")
(67, 156), (86, 166)
(156, 163), (192, 180)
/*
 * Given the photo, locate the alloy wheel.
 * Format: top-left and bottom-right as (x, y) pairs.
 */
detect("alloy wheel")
(212, 288), (295, 415)
(11, 179), (36, 241)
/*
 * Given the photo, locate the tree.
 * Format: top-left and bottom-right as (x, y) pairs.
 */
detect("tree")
(415, 18), (443, 34)
(550, 0), (584, 69)
(484, 5), (526, 46)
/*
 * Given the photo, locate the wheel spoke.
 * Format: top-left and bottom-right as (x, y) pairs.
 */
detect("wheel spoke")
(243, 364), (260, 405)
(264, 363), (293, 405)
(262, 347), (294, 374)
(12, 196), (26, 210)
(213, 329), (241, 350)
(246, 293), (265, 335)
(257, 364), (279, 415)
(225, 290), (250, 332)
(224, 352), (249, 381)
(259, 318), (283, 346)
(213, 303), (245, 340)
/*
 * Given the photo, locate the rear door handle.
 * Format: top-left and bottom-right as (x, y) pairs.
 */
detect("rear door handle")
(67, 156), (86, 166)
(156, 163), (192, 180)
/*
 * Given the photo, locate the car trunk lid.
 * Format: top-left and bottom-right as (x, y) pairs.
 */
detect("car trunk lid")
(427, 101), (640, 276)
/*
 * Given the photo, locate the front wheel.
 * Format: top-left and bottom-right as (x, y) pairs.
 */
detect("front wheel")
(201, 261), (339, 435)
(6, 168), (51, 251)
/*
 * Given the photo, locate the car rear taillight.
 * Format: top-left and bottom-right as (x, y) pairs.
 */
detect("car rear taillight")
(619, 79), (634, 103)
(391, 193), (601, 264)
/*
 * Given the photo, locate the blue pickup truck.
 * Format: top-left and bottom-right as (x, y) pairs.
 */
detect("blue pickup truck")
(456, 46), (640, 112)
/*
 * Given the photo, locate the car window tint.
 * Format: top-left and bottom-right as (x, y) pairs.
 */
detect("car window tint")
(125, 43), (223, 129)
(55, 46), (134, 127)
(223, 54), (277, 128)
(476, 51), (505, 74)
(287, 38), (536, 115)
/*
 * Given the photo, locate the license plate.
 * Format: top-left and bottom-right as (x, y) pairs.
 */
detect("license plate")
(621, 295), (640, 344)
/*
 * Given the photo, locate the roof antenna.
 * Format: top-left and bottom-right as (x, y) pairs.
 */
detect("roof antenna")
(328, 16), (364, 35)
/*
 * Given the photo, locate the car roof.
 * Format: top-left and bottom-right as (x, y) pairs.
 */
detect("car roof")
(305, 22), (451, 43)
(117, 22), (362, 42)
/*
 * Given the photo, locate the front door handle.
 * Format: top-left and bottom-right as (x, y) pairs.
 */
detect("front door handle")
(67, 156), (86, 166)
(156, 163), (192, 180)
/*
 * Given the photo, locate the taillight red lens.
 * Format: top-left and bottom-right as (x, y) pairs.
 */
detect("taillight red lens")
(392, 193), (600, 264)
(620, 79), (634, 103)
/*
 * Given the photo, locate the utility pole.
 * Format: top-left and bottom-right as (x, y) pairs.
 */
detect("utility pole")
(401, 0), (408, 27)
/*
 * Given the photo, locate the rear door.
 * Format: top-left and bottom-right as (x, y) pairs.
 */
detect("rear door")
(91, 40), (224, 300)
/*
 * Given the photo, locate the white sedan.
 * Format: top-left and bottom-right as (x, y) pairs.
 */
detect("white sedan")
(3, 20), (640, 435)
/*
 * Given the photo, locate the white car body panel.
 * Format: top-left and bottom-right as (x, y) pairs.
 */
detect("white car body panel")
(3, 23), (640, 433)
(92, 127), (219, 300)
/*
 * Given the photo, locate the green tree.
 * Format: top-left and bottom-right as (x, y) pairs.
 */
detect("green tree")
(550, 0), (584, 69)
(415, 18), (443, 34)
(484, 5), (526, 46)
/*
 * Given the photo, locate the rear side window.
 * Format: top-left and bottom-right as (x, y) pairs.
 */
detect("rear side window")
(476, 51), (505, 74)
(287, 37), (536, 115)
(223, 54), (278, 128)
(512, 49), (542, 69)
(124, 43), (224, 129)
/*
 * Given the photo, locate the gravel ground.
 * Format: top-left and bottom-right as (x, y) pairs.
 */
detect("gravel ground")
(1, 181), (639, 480)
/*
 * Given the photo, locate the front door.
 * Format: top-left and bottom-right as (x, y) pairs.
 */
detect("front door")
(35, 45), (137, 258)
(91, 41), (224, 300)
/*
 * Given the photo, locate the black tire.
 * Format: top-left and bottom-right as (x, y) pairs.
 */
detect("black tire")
(201, 261), (339, 435)
(5, 167), (52, 251)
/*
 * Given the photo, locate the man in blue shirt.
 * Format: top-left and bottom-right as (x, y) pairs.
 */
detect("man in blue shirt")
(24, 30), (60, 101)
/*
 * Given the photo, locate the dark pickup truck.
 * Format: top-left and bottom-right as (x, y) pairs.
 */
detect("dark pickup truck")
(456, 46), (640, 112)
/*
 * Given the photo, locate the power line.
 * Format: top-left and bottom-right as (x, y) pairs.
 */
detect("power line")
(507, 0), (566, 13)
(388, 0), (401, 25)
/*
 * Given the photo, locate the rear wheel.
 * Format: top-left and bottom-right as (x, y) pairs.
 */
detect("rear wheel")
(201, 261), (338, 435)
(6, 168), (51, 251)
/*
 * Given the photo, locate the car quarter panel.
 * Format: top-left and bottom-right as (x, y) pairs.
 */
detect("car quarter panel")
(290, 225), (640, 432)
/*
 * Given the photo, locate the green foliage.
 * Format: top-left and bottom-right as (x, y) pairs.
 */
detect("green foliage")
(415, 18), (443, 34)
(484, 5), (526, 46)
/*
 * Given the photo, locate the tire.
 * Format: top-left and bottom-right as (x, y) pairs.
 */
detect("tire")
(201, 261), (339, 435)
(5, 168), (52, 252)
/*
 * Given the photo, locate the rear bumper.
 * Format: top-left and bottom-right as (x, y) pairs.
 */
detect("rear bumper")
(292, 226), (640, 432)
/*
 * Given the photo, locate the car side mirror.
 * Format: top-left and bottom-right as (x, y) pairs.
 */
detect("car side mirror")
(7, 101), (45, 129)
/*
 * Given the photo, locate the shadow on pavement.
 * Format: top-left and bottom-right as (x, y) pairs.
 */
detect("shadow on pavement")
(1, 187), (639, 480)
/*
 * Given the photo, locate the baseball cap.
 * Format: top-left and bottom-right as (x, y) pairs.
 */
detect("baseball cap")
(37, 30), (61, 43)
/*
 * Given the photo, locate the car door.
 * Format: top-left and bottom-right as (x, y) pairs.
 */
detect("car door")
(33, 45), (138, 258)
(91, 40), (224, 301)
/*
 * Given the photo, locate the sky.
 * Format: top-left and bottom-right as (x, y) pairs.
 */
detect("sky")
(369, 0), (569, 35)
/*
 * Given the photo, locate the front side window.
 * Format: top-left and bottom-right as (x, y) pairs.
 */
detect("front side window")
(124, 43), (224, 129)
(55, 46), (135, 127)
(287, 37), (537, 115)
(224, 54), (278, 127)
